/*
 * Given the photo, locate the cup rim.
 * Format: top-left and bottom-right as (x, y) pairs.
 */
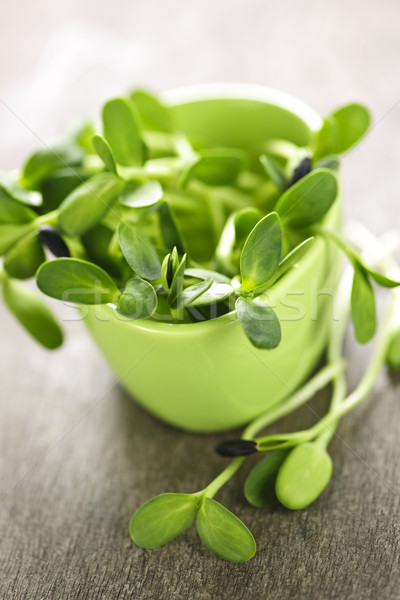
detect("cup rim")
(109, 84), (333, 334)
(163, 82), (322, 133)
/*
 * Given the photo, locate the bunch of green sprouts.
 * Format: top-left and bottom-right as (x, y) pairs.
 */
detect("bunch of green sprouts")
(1, 88), (400, 562)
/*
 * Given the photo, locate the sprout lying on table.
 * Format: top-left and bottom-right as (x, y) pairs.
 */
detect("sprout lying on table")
(1, 89), (400, 562)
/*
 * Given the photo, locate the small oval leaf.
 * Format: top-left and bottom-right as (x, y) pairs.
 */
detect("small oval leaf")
(196, 498), (256, 562)
(181, 149), (244, 188)
(188, 281), (234, 307)
(58, 173), (124, 237)
(351, 266), (376, 344)
(386, 327), (400, 371)
(240, 212), (282, 292)
(102, 97), (145, 167)
(4, 232), (45, 279)
(184, 268), (232, 285)
(0, 191), (36, 224)
(366, 268), (400, 289)
(275, 169), (338, 229)
(331, 103), (371, 154)
(0, 174), (42, 207)
(129, 493), (199, 549)
(92, 135), (117, 174)
(36, 258), (119, 304)
(236, 296), (281, 350)
(117, 276), (157, 319)
(2, 277), (63, 349)
(118, 221), (161, 280)
(130, 89), (173, 133)
(269, 237), (315, 285)
(244, 449), (291, 507)
(0, 223), (35, 256)
(275, 443), (333, 510)
(21, 145), (83, 190)
(178, 277), (213, 307)
(120, 181), (163, 208)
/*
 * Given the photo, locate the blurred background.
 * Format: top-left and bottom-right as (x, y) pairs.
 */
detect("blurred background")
(1, 1), (400, 598)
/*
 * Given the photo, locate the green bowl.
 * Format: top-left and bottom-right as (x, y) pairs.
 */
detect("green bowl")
(85, 84), (341, 433)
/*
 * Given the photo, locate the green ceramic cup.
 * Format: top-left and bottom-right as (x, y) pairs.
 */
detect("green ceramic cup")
(85, 84), (341, 433)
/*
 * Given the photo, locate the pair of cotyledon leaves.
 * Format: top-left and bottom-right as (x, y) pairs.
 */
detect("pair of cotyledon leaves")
(129, 441), (333, 562)
(235, 168), (338, 349)
(129, 493), (256, 563)
(244, 443), (332, 511)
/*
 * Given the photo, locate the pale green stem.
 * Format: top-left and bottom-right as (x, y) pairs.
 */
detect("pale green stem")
(314, 270), (351, 449)
(200, 360), (344, 499)
(313, 225), (360, 266)
(257, 290), (397, 449)
(34, 210), (59, 228)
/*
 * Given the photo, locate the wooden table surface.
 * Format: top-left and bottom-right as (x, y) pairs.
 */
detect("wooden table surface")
(1, 1), (400, 598)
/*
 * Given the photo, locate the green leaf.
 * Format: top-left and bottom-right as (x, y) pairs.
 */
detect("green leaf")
(269, 237), (315, 285)
(21, 145), (83, 190)
(119, 181), (163, 208)
(168, 254), (187, 306)
(158, 201), (185, 253)
(386, 327), (400, 371)
(314, 155), (340, 172)
(240, 212), (282, 292)
(160, 247), (179, 289)
(102, 97), (145, 167)
(2, 277), (63, 349)
(260, 154), (287, 191)
(331, 103), (370, 154)
(196, 498), (256, 562)
(178, 277), (213, 307)
(75, 120), (97, 153)
(57, 173), (124, 237)
(275, 443), (333, 510)
(311, 116), (337, 161)
(236, 296), (281, 350)
(187, 281), (234, 307)
(4, 232), (45, 279)
(180, 149), (244, 188)
(365, 268), (400, 289)
(0, 190), (37, 224)
(216, 207), (262, 276)
(244, 449), (291, 507)
(313, 105), (370, 159)
(117, 276), (157, 319)
(92, 135), (117, 174)
(36, 258), (119, 304)
(0, 223), (34, 256)
(351, 266), (376, 344)
(81, 224), (124, 279)
(118, 221), (161, 280)
(41, 169), (88, 213)
(184, 268), (232, 285)
(130, 89), (173, 133)
(275, 169), (338, 229)
(0, 173), (42, 207)
(129, 493), (199, 548)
